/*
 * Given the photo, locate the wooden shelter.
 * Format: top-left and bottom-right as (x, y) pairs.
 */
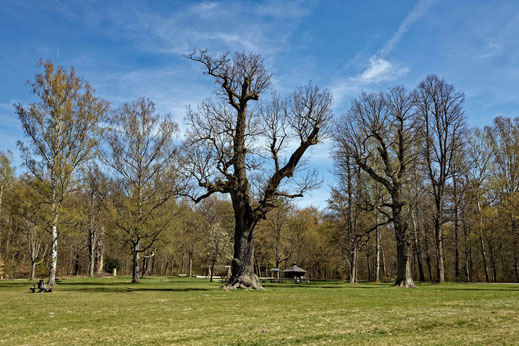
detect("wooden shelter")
(283, 264), (307, 279)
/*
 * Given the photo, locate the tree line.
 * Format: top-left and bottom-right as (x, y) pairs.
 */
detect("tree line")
(0, 51), (518, 289)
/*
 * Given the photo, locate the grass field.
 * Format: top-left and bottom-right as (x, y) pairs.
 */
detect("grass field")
(1, 277), (519, 345)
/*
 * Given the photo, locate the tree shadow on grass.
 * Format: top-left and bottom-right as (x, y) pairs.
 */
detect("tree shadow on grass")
(262, 284), (382, 289)
(59, 287), (213, 293)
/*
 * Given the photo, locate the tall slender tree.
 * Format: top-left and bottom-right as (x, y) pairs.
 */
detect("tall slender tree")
(0, 151), (14, 262)
(414, 75), (466, 283)
(15, 60), (108, 285)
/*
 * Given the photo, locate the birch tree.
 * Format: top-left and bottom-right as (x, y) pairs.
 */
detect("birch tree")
(15, 60), (108, 285)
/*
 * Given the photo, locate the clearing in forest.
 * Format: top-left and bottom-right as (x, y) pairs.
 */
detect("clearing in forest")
(1, 277), (519, 345)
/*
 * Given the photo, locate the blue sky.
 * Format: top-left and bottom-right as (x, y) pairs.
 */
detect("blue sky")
(1, 0), (518, 209)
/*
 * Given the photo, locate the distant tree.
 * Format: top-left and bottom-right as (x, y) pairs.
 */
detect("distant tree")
(329, 156), (362, 283)
(184, 50), (332, 289)
(176, 203), (204, 278)
(15, 60), (108, 285)
(0, 151), (14, 262)
(329, 155), (389, 283)
(83, 165), (107, 278)
(335, 87), (419, 287)
(102, 98), (179, 283)
(264, 201), (293, 270)
(414, 75), (466, 283)
(5, 178), (48, 280)
(485, 117), (519, 281)
(198, 197), (233, 282)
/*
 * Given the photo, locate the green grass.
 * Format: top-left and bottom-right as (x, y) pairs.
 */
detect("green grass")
(1, 277), (519, 345)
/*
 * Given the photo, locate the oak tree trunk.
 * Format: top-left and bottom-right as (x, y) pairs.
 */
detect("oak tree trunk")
(223, 202), (263, 290)
(393, 209), (415, 287)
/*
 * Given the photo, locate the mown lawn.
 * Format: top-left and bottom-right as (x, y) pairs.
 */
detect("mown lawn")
(1, 277), (519, 345)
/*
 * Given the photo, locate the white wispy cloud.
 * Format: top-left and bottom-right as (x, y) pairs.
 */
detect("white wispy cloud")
(256, 0), (312, 18)
(109, 0), (312, 58)
(380, 0), (436, 57)
(331, 56), (409, 105)
(330, 0), (435, 106)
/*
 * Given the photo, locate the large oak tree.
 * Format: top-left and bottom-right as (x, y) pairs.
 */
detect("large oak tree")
(184, 50), (332, 289)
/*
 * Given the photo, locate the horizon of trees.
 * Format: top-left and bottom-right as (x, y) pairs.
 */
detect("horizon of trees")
(1, 54), (519, 288)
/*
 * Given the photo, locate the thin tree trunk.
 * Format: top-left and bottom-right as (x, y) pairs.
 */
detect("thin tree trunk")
(411, 211), (425, 281)
(180, 249), (185, 275)
(381, 245), (387, 278)
(366, 250), (371, 281)
(488, 240), (497, 283)
(453, 175), (460, 280)
(96, 246), (103, 275)
(141, 257), (148, 278)
(349, 246), (357, 283)
(88, 226), (96, 278)
(30, 261), (36, 280)
(424, 229), (433, 281)
(132, 242), (140, 284)
(48, 187), (60, 286)
(210, 257), (217, 282)
(74, 252), (80, 276)
(477, 202), (490, 283)
(188, 249), (193, 277)
(375, 224), (381, 282)
(434, 207), (445, 283)
(49, 223), (58, 285)
(512, 216), (519, 282)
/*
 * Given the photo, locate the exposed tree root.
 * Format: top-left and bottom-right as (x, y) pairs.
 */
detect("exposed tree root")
(221, 273), (265, 291)
(394, 278), (416, 288)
